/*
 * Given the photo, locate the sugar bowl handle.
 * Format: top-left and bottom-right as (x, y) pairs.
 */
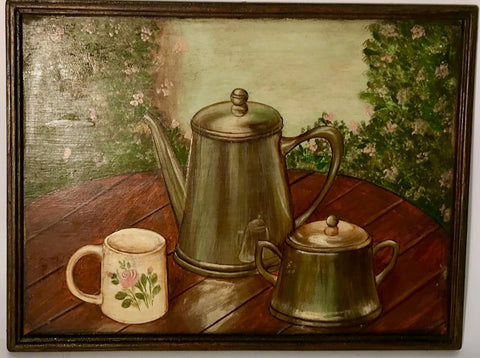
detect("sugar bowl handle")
(373, 240), (399, 285)
(256, 241), (282, 285)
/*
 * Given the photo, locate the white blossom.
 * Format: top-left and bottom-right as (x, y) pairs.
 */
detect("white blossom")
(439, 169), (453, 189)
(383, 166), (399, 182)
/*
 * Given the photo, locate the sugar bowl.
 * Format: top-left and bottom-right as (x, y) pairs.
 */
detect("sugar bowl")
(256, 215), (399, 327)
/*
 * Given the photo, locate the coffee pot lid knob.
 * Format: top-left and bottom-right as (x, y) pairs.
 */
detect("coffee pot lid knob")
(230, 88), (249, 117)
(325, 215), (339, 236)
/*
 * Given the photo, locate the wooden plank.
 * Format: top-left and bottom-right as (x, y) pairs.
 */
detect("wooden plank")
(282, 229), (448, 334)
(24, 171), (169, 286)
(23, 255), (99, 334)
(203, 287), (290, 334)
(362, 272), (448, 333)
(26, 255), (204, 335)
(378, 228), (448, 312)
(286, 169), (312, 184)
(25, 174), (130, 240)
(120, 275), (270, 334)
(309, 180), (403, 225)
(366, 200), (439, 251)
(290, 174), (361, 220)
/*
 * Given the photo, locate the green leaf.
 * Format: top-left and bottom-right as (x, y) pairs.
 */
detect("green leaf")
(122, 299), (132, 308)
(112, 279), (119, 285)
(150, 273), (158, 285)
(141, 273), (147, 286)
(135, 293), (145, 300)
(115, 291), (127, 300)
(152, 285), (161, 296)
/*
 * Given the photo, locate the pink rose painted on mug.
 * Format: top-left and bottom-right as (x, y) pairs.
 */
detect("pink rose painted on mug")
(109, 260), (161, 310)
(120, 269), (139, 288)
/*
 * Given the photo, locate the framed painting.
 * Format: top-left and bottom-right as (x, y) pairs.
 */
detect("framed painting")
(6, 0), (477, 351)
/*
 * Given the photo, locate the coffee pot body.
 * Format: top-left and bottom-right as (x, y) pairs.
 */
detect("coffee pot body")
(145, 89), (343, 277)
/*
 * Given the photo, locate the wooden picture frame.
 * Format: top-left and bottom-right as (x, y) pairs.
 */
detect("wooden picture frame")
(6, 0), (477, 351)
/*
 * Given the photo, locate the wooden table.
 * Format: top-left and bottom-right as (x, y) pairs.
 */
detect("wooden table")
(23, 170), (449, 338)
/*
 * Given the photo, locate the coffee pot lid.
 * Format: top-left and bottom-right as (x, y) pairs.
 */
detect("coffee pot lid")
(191, 88), (283, 140)
(289, 215), (370, 252)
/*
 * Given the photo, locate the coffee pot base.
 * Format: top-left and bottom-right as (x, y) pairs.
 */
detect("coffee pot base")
(269, 305), (382, 328)
(173, 250), (259, 278)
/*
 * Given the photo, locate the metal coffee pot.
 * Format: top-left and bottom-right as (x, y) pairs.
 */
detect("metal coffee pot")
(256, 215), (399, 327)
(145, 88), (343, 277)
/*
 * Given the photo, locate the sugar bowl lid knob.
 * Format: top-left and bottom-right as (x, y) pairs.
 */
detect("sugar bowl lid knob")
(324, 215), (339, 236)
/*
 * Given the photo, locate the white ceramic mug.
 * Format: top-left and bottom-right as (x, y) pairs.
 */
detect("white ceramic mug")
(66, 228), (168, 324)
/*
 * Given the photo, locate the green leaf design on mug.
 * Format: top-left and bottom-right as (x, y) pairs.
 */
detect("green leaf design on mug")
(115, 291), (127, 300)
(109, 263), (161, 310)
(122, 299), (132, 308)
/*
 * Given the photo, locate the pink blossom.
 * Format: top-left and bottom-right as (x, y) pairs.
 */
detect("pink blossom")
(171, 119), (180, 129)
(141, 27), (152, 42)
(435, 62), (449, 79)
(382, 24), (398, 38)
(173, 38), (189, 54)
(157, 79), (174, 97)
(147, 266), (153, 274)
(120, 269), (139, 288)
(381, 55), (393, 63)
(364, 106), (373, 117)
(363, 143), (376, 157)
(107, 272), (114, 278)
(49, 25), (65, 41)
(89, 108), (98, 122)
(306, 140), (318, 153)
(130, 92), (144, 107)
(439, 169), (453, 189)
(440, 204), (451, 223)
(63, 147), (72, 161)
(411, 25), (425, 40)
(385, 121), (398, 134)
(349, 121), (359, 135)
(323, 112), (334, 122)
(396, 88), (409, 105)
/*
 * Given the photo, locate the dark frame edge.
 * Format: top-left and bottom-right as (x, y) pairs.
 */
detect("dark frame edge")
(5, 0), (478, 352)
(6, 0), (25, 352)
(448, 5), (478, 352)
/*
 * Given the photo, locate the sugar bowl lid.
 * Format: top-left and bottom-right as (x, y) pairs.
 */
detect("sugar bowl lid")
(191, 88), (283, 140)
(288, 215), (371, 252)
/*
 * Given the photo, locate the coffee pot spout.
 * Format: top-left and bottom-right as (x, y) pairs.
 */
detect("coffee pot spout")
(144, 114), (186, 224)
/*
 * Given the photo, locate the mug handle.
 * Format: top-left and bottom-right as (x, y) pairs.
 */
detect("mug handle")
(66, 245), (103, 305)
(280, 126), (344, 228)
(373, 240), (400, 285)
(256, 240), (282, 285)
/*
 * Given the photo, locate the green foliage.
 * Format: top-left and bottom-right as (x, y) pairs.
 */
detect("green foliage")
(287, 21), (461, 229)
(23, 17), (164, 202)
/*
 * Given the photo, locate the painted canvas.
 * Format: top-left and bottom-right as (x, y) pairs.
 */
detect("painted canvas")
(8, 1), (476, 351)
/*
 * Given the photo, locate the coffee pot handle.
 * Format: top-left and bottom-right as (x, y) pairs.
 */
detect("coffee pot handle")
(66, 245), (103, 305)
(373, 240), (400, 285)
(280, 126), (344, 228)
(256, 240), (282, 285)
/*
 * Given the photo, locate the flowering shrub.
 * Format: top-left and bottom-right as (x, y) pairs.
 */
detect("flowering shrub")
(286, 21), (461, 229)
(23, 17), (189, 202)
